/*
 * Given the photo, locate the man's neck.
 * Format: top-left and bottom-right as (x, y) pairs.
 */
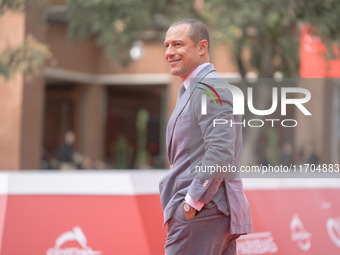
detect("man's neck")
(183, 62), (210, 89)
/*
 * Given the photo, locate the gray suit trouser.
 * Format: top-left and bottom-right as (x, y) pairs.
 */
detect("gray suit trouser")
(165, 202), (241, 255)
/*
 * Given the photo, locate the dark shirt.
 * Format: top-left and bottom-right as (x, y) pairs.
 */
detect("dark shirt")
(58, 143), (73, 163)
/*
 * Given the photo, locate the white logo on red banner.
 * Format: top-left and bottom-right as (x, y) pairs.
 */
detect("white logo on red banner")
(237, 232), (278, 254)
(46, 226), (101, 255)
(290, 214), (311, 251)
(327, 218), (340, 247)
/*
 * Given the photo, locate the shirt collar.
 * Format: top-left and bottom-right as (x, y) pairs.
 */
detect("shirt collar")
(183, 62), (210, 90)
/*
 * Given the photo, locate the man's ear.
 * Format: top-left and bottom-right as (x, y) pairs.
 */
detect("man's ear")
(198, 40), (208, 55)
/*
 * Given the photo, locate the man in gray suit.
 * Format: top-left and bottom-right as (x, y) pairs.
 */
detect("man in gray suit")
(159, 18), (252, 255)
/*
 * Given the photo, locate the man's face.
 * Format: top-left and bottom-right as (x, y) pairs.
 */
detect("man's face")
(164, 24), (201, 81)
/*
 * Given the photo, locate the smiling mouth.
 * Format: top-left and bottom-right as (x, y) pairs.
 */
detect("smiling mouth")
(169, 59), (181, 67)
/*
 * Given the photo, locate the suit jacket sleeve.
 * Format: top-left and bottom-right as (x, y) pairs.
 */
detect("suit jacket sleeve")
(187, 79), (238, 204)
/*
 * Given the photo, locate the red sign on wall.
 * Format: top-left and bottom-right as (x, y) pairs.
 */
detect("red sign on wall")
(300, 26), (340, 78)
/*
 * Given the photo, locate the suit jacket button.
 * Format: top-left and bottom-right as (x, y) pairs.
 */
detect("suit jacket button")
(203, 180), (209, 187)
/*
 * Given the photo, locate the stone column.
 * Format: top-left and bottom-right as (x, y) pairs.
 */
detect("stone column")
(0, 12), (26, 170)
(20, 77), (45, 169)
(80, 84), (106, 168)
(19, 3), (47, 169)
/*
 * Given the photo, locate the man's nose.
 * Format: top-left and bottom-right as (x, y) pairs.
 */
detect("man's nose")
(165, 45), (175, 58)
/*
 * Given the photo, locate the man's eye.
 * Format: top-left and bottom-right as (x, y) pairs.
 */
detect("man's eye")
(175, 43), (181, 47)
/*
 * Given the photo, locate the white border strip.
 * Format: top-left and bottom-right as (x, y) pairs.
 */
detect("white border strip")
(1, 171), (340, 195)
(0, 170), (168, 195)
(0, 173), (8, 195)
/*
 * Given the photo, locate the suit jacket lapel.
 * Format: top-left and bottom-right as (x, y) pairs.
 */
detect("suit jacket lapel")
(166, 86), (190, 161)
(166, 64), (216, 163)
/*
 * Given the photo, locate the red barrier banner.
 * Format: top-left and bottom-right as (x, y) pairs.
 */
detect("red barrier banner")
(1, 195), (164, 255)
(0, 172), (339, 255)
(238, 188), (340, 255)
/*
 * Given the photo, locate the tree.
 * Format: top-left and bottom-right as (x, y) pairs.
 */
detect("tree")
(205, 0), (340, 77)
(67, 0), (201, 64)
(0, 0), (51, 80)
(65, 0), (340, 165)
(204, 0), (340, 165)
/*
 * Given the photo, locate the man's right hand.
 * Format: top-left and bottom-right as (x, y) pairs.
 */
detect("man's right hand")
(182, 202), (197, 220)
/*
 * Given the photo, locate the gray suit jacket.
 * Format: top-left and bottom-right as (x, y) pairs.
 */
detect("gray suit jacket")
(159, 64), (252, 234)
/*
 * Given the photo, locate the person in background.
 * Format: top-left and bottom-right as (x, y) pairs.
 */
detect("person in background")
(58, 130), (76, 170)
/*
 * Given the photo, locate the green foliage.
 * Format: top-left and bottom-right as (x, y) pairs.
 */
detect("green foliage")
(114, 134), (131, 169)
(297, 0), (340, 59)
(67, 0), (200, 65)
(3, 0), (339, 79)
(135, 108), (150, 168)
(0, 0), (26, 15)
(205, 0), (301, 77)
(0, 0), (51, 80)
(0, 0), (44, 15)
(205, 0), (340, 77)
(0, 35), (51, 80)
